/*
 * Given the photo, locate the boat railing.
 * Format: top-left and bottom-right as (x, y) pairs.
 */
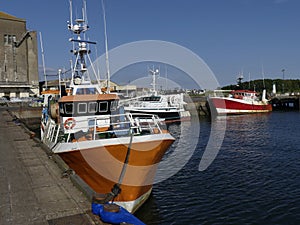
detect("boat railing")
(129, 113), (165, 133)
(62, 113), (166, 143)
(209, 90), (232, 97)
(43, 119), (61, 146)
(94, 113), (163, 139)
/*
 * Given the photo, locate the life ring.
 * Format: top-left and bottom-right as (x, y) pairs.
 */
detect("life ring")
(64, 118), (76, 130)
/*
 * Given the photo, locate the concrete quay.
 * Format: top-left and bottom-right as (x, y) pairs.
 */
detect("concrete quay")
(0, 107), (106, 225)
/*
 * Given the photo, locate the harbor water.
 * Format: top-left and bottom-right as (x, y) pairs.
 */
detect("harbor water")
(136, 111), (300, 224)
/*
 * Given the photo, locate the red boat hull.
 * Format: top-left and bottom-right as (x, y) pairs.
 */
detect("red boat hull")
(209, 97), (272, 115)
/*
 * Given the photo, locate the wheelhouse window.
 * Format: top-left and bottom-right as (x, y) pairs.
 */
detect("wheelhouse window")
(59, 104), (64, 114)
(141, 96), (160, 101)
(76, 88), (84, 95)
(75, 87), (98, 95)
(86, 88), (97, 94)
(99, 101), (108, 112)
(65, 103), (74, 114)
(78, 103), (87, 114)
(111, 101), (118, 111)
(88, 102), (97, 113)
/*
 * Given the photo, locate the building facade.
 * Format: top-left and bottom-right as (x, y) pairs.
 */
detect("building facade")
(0, 11), (39, 98)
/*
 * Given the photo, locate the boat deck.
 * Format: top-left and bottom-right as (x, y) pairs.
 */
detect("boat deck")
(0, 107), (108, 225)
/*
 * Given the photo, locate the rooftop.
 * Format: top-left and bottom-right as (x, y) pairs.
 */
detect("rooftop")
(0, 11), (25, 22)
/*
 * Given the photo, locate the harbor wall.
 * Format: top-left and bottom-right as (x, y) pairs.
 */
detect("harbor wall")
(185, 95), (210, 117)
(270, 95), (300, 111)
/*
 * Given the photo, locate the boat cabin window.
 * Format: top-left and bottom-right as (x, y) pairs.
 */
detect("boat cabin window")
(111, 100), (118, 111)
(99, 102), (108, 112)
(141, 96), (161, 102)
(75, 87), (98, 95)
(88, 102), (97, 113)
(60, 100), (113, 116)
(78, 103), (87, 114)
(65, 103), (74, 114)
(59, 104), (64, 114)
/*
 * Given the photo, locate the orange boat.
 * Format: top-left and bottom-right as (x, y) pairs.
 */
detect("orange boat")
(40, 1), (174, 213)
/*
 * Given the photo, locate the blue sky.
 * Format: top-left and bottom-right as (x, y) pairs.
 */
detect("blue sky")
(1, 0), (300, 88)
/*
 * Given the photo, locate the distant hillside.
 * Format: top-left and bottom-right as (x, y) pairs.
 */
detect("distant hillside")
(222, 79), (300, 93)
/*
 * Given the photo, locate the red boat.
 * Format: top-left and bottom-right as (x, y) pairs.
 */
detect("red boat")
(209, 89), (272, 115)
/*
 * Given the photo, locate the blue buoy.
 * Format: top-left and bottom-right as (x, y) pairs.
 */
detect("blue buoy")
(92, 202), (145, 225)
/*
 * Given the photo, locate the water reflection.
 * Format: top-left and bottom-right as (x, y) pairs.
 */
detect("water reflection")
(137, 112), (300, 224)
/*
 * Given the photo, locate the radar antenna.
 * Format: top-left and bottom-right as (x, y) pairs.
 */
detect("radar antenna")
(67, 0), (98, 86)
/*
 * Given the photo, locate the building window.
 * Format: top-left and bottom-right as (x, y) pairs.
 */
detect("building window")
(4, 35), (8, 44)
(8, 35), (12, 44)
(4, 34), (16, 45)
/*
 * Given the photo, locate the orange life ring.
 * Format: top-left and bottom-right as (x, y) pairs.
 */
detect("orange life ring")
(64, 118), (76, 130)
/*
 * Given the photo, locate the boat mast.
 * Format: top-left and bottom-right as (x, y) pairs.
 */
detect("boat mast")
(248, 72), (251, 89)
(165, 65), (168, 91)
(149, 67), (160, 95)
(39, 32), (47, 89)
(261, 63), (266, 89)
(236, 73), (243, 88)
(67, 0), (96, 86)
(101, 0), (111, 93)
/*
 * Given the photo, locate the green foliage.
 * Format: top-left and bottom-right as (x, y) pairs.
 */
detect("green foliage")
(222, 79), (300, 93)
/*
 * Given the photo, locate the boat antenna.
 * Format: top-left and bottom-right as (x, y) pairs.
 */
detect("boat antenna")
(69, 0), (73, 29)
(39, 32), (47, 89)
(165, 64), (168, 91)
(149, 66), (159, 95)
(261, 63), (266, 89)
(248, 72), (251, 89)
(83, 0), (88, 40)
(58, 69), (62, 97)
(95, 46), (101, 81)
(69, 59), (74, 85)
(236, 72), (243, 87)
(101, 0), (111, 93)
(83, 0), (87, 24)
(68, 0), (97, 85)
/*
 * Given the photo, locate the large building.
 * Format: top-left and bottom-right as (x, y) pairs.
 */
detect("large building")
(0, 11), (39, 98)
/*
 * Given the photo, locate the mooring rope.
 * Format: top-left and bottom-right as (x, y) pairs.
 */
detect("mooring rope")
(104, 127), (134, 202)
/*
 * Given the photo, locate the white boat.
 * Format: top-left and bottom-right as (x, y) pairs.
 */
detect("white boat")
(121, 69), (190, 122)
(40, 1), (174, 213)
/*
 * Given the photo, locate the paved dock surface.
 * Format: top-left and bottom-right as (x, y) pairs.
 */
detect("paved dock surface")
(0, 108), (105, 225)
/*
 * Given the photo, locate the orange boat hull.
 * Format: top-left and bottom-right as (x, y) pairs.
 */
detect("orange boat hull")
(59, 139), (174, 203)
